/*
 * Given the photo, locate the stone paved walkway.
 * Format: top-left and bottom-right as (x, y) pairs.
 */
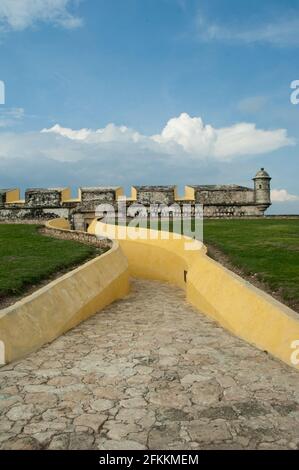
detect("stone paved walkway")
(1, 279), (299, 450)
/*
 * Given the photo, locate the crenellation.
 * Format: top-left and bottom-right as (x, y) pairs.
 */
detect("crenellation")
(0, 169), (272, 228)
(80, 187), (123, 210)
(0, 188), (20, 207)
(134, 185), (176, 205)
(25, 188), (70, 208)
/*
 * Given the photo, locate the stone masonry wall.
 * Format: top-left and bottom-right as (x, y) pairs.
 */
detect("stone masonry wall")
(203, 204), (263, 218)
(196, 189), (255, 205)
(43, 226), (112, 250)
(25, 189), (63, 208)
(136, 187), (176, 205)
(0, 207), (70, 221)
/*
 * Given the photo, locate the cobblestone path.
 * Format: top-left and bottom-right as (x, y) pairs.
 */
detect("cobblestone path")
(1, 279), (299, 450)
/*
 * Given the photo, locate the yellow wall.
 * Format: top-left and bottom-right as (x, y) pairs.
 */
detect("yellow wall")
(5, 189), (21, 204)
(130, 187), (137, 201)
(89, 221), (299, 370)
(184, 186), (195, 201)
(46, 218), (71, 230)
(115, 187), (124, 199)
(174, 186), (195, 201)
(60, 187), (72, 202)
(0, 222), (129, 364)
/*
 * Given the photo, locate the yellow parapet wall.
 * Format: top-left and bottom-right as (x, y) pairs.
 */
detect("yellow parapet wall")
(89, 220), (299, 370)
(0, 221), (130, 364)
(47, 217), (71, 230)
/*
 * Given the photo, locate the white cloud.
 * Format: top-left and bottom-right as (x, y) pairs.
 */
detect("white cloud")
(42, 122), (143, 143)
(213, 123), (292, 160)
(197, 12), (299, 47)
(0, 0), (83, 31)
(42, 113), (294, 162)
(42, 123), (91, 141)
(153, 113), (293, 160)
(153, 114), (216, 157)
(271, 189), (299, 202)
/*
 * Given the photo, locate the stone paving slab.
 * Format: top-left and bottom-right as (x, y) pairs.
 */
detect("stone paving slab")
(1, 279), (299, 450)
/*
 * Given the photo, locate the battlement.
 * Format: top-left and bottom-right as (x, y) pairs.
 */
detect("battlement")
(25, 188), (71, 208)
(0, 169), (272, 227)
(0, 189), (21, 206)
(79, 187), (123, 210)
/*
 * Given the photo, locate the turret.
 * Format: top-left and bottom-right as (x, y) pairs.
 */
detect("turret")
(253, 168), (271, 211)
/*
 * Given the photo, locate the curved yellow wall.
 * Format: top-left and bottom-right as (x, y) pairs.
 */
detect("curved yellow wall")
(90, 220), (299, 370)
(0, 222), (129, 364)
(46, 217), (71, 230)
(89, 221), (205, 288)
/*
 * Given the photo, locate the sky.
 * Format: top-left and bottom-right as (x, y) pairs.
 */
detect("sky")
(0, 0), (298, 214)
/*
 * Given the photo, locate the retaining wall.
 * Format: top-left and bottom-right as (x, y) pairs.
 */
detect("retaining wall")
(44, 218), (111, 249)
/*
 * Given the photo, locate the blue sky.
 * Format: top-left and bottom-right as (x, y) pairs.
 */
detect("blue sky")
(0, 0), (298, 213)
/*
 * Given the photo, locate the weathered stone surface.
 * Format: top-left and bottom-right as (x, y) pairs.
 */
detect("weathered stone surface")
(0, 170), (272, 226)
(6, 404), (36, 421)
(105, 422), (140, 440)
(148, 423), (181, 449)
(0, 279), (299, 450)
(48, 434), (69, 450)
(191, 379), (222, 406)
(91, 399), (114, 412)
(24, 392), (57, 406)
(119, 398), (147, 409)
(187, 420), (232, 443)
(68, 432), (95, 450)
(1, 436), (43, 450)
(73, 413), (107, 432)
(98, 439), (147, 450)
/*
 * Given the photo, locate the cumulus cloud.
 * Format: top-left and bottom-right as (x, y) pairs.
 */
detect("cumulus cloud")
(0, 0), (83, 31)
(197, 12), (299, 47)
(41, 123), (143, 144)
(271, 189), (299, 202)
(154, 113), (293, 160)
(42, 113), (294, 162)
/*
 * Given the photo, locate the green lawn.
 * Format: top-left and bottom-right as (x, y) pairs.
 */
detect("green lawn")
(203, 219), (299, 309)
(0, 224), (100, 299)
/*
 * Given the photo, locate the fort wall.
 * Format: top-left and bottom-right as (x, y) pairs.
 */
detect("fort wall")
(0, 169), (272, 229)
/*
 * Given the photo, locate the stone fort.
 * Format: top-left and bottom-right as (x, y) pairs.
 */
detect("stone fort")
(0, 168), (271, 231)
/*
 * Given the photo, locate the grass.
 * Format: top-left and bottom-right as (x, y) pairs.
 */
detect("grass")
(115, 217), (299, 310)
(203, 219), (299, 309)
(0, 224), (100, 300)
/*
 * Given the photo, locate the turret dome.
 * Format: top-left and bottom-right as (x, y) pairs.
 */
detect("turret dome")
(253, 168), (271, 180)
